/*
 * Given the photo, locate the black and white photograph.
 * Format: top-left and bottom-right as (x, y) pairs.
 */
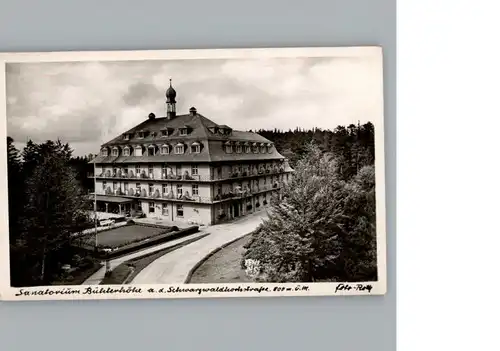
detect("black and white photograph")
(0, 47), (386, 300)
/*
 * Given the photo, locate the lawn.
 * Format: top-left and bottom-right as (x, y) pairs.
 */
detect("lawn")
(96, 224), (170, 248)
(188, 235), (253, 284)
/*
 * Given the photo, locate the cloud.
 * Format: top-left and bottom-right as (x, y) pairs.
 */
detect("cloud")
(6, 55), (382, 156)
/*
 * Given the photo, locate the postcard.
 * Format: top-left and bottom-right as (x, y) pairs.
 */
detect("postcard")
(0, 47), (386, 301)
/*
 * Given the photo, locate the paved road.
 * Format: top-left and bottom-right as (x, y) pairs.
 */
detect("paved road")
(83, 231), (209, 285)
(131, 211), (268, 284)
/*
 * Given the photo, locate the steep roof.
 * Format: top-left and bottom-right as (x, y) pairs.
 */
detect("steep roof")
(92, 112), (284, 163)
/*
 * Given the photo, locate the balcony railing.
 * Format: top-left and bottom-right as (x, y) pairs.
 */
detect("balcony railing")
(92, 182), (282, 205)
(88, 167), (287, 183)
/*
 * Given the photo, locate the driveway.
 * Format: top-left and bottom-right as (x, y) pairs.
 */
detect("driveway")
(131, 210), (268, 284)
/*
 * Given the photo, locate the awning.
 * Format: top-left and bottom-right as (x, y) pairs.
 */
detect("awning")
(88, 195), (134, 204)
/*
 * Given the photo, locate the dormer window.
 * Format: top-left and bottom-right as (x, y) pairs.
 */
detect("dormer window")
(138, 131), (144, 139)
(134, 145), (143, 157)
(260, 143), (266, 153)
(245, 143), (251, 153)
(252, 143), (259, 153)
(208, 126), (218, 134)
(267, 143), (273, 153)
(147, 145), (157, 156)
(218, 128), (225, 136)
(224, 141), (232, 153)
(191, 142), (201, 153)
(101, 148), (109, 157)
(236, 143), (242, 153)
(161, 129), (168, 137)
(161, 144), (170, 155)
(175, 143), (185, 154)
(123, 134), (130, 140)
(179, 126), (190, 136)
(123, 146), (131, 156)
(151, 131), (156, 137)
(112, 147), (119, 157)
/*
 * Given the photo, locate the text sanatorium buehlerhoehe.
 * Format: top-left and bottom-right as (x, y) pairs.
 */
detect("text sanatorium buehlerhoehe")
(15, 285), (311, 297)
(15, 283), (372, 297)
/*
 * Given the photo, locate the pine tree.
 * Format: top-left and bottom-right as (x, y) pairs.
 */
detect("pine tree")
(243, 142), (378, 283)
(17, 140), (90, 285)
(244, 143), (346, 282)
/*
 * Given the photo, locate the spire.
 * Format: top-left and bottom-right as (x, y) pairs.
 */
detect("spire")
(166, 79), (177, 119)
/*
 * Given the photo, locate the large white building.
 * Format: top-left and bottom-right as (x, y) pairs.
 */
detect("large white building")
(90, 82), (293, 225)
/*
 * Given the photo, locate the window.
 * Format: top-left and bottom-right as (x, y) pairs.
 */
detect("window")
(162, 164), (169, 178)
(236, 144), (242, 153)
(123, 167), (128, 175)
(162, 203), (168, 215)
(102, 181), (107, 192)
(123, 147), (130, 156)
(148, 145), (156, 156)
(134, 146), (142, 157)
(217, 184), (221, 195)
(161, 129), (168, 137)
(192, 184), (199, 196)
(260, 145), (266, 153)
(148, 165), (153, 177)
(180, 128), (188, 136)
(176, 164), (182, 176)
(161, 145), (169, 154)
(267, 144), (273, 153)
(135, 183), (141, 191)
(102, 148), (108, 157)
(225, 143), (232, 153)
(135, 165), (141, 175)
(112, 148), (119, 156)
(176, 184), (183, 197)
(245, 145), (251, 153)
(124, 182), (129, 192)
(148, 183), (154, 194)
(191, 164), (198, 176)
(138, 131), (144, 139)
(175, 144), (184, 154)
(162, 184), (169, 194)
(124, 134), (130, 140)
(149, 202), (155, 213)
(113, 182), (117, 190)
(176, 204), (184, 217)
(253, 144), (259, 153)
(191, 143), (200, 153)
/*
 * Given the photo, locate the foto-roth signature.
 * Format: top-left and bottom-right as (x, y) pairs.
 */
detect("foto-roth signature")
(335, 283), (373, 293)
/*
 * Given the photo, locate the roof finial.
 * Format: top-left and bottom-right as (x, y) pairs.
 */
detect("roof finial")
(169, 78), (172, 87)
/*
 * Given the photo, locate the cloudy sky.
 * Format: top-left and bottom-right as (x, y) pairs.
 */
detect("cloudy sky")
(6, 55), (381, 156)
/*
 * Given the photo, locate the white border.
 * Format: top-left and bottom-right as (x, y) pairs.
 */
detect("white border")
(0, 47), (386, 301)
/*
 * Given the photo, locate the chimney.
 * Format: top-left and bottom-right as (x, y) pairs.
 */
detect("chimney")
(189, 107), (197, 116)
(148, 113), (156, 120)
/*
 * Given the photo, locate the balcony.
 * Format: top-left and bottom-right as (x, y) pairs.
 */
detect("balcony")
(88, 166), (288, 183)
